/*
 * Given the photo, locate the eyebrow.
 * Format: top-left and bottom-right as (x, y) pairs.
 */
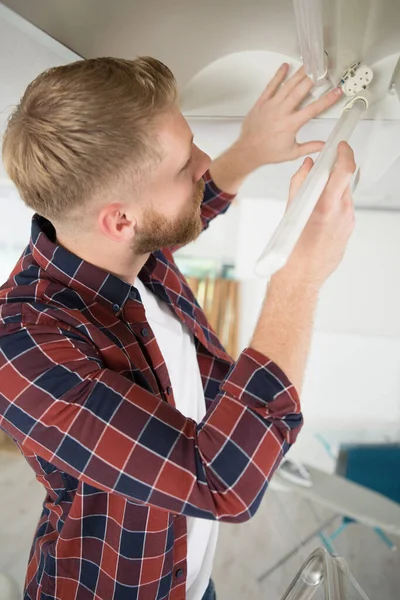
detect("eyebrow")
(179, 134), (194, 173)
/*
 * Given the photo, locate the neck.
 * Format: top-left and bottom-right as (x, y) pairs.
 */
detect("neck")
(55, 231), (150, 285)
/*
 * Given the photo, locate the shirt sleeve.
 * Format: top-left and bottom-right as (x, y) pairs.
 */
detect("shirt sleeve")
(0, 322), (302, 523)
(199, 170), (237, 233)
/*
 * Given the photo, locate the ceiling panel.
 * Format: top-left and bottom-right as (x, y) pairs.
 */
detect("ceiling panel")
(2, 0), (399, 88)
(1, 0), (399, 207)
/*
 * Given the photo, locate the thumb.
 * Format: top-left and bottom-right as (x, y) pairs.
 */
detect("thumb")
(287, 157), (314, 209)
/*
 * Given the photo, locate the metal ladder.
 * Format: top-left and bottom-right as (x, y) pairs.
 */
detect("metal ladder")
(281, 547), (371, 600)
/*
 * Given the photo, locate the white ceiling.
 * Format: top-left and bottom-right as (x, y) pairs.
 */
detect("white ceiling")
(2, 0), (400, 88)
(1, 0), (400, 207)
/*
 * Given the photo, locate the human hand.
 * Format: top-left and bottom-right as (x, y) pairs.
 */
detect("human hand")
(236, 64), (343, 169)
(282, 141), (356, 288)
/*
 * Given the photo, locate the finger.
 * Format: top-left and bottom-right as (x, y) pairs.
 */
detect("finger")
(342, 185), (354, 205)
(276, 65), (308, 101)
(283, 76), (315, 110)
(257, 63), (290, 104)
(342, 185), (355, 214)
(294, 140), (325, 159)
(341, 186), (356, 232)
(288, 157), (314, 205)
(322, 142), (357, 200)
(295, 87), (343, 126)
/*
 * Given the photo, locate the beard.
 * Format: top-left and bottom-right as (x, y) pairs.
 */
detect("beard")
(133, 178), (205, 255)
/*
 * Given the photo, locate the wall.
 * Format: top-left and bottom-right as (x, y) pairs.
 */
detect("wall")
(0, 5), (81, 280)
(0, 4), (80, 179)
(0, 186), (32, 283)
(235, 198), (400, 340)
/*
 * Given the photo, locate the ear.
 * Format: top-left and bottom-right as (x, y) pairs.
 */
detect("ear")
(98, 203), (137, 243)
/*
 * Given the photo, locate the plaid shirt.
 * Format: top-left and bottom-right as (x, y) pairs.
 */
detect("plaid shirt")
(0, 171), (303, 600)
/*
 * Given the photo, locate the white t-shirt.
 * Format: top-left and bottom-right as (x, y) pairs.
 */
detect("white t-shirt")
(135, 278), (219, 600)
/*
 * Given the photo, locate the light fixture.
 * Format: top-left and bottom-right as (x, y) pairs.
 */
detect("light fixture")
(293, 0), (327, 86)
(254, 92), (371, 279)
(389, 56), (400, 103)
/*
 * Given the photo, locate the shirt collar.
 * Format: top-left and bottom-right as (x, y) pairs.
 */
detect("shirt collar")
(30, 214), (157, 310)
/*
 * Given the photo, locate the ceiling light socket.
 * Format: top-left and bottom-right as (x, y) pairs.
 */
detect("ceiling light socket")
(343, 88), (373, 110)
(340, 62), (374, 97)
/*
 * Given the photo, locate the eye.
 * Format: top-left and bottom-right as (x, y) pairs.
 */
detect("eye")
(183, 157), (193, 171)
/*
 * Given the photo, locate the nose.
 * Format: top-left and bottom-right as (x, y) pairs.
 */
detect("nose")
(193, 144), (211, 181)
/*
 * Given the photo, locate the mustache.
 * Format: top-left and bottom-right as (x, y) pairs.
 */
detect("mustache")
(194, 178), (206, 204)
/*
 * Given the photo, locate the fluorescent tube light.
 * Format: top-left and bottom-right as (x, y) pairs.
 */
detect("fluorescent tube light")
(389, 56), (400, 103)
(293, 0), (327, 86)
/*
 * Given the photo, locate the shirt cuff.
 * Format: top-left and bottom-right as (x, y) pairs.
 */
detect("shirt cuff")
(203, 169), (237, 201)
(221, 347), (301, 420)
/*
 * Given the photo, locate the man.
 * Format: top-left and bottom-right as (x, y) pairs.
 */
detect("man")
(0, 57), (355, 600)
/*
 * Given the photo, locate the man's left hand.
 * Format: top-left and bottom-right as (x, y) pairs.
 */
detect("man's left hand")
(236, 64), (343, 169)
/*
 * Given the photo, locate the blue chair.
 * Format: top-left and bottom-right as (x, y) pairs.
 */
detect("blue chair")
(318, 443), (400, 552)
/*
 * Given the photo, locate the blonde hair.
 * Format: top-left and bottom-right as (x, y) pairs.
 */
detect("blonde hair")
(2, 57), (177, 221)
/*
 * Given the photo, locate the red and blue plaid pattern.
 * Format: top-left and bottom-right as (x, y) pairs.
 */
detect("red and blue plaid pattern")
(0, 172), (302, 599)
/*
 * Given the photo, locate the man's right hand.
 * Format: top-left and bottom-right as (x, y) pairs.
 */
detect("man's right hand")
(282, 141), (356, 289)
(250, 142), (356, 392)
